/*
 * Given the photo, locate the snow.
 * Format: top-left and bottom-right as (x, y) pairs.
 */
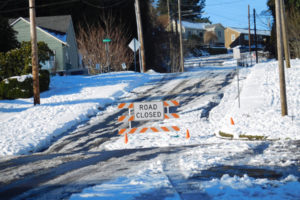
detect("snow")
(201, 174), (299, 199)
(1, 55), (300, 199)
(70, 160), (182, 200)
(4, 74), (33, 83)
(228, 27), (271, 36)
(0, 72), (150, 156)
(181, 21), (210, 30)
(214, 59), (300, 140)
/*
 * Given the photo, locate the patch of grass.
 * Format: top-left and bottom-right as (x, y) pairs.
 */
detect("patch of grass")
(239, 134), (267, 141)
(219, 131), (233, 139)
(218, 131), (268, 141)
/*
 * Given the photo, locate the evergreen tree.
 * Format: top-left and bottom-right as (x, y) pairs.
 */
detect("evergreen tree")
(156, 0), (207, 22)
(267, 0), (300, 58)
(0, 16), (19, 52)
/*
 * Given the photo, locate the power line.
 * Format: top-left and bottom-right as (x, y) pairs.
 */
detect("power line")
(81, 0), (131, 9)
(255, 13), (271, 29)
(206, 0), (242, 7)
(0, 0), (131, 14)
(203, 11), (246, 26)
(0, 0), (80, 14)
(169, 0), (241, 7)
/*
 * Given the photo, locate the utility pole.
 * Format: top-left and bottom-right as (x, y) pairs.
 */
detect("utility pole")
(167, 0), (173, 73)
(248, 5), (252, 65)
(253, 8), (258, 64)
(279, 0), (291, 68)
(275, 0), (288, 116)
(178, 0), (184, 72)
(134, 0), (146, 73)
(29, 0), (40, 105)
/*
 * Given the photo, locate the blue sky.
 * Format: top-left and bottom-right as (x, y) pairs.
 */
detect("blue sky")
(203, 0), (271, 30)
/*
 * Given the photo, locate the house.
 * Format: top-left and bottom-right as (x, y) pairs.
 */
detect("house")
(225, 27), (271, 49)
(10, 15), (80, 73)
(204, 23), (225, 46)
(171, 20), (210, 42)
(170, 20), (225, 46)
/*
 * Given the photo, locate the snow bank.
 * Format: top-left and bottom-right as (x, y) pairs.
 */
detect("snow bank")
(213, 59), (300, 140)
(202, 174), (299, 199)
(0, 72), (150, 156)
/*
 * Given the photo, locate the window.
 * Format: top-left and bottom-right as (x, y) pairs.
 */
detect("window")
(231, 34), (236, 41)
(244, 35), (249, 40)
(218, 31), (222, 37)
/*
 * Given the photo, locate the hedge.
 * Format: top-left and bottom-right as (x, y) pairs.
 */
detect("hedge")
(205, 47), (228, 55)
(0, 70), (50, 100)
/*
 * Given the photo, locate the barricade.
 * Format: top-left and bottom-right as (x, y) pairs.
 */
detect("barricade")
(117, 100), (181, 143)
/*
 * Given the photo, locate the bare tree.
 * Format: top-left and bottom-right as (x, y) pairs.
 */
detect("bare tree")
(77, 13), (133, 74)
(204, 31), (218, 47)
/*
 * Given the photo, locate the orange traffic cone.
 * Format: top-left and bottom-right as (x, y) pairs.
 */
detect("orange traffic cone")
(186, 129), (190, 139)
(125, 133), (128, 144)
(230, 117), (235, 125)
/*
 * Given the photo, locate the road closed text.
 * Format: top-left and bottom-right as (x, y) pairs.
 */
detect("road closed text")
(133, 102), (164, 121)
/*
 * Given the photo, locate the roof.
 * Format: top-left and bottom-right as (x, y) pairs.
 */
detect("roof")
(228, 27), (271, 36)
(41, 28), (67, 43)
(10, 17), (68, 45)
(180, 21), (210, 30)
(205, 23), (224, 29)
(10, 15), (72, 33)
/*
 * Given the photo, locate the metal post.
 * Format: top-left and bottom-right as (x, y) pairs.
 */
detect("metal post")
(129, 108), (132, 129)
(134, 39), (136, 72)
(236, 65), (240, 108)
(253, 8), (258, 63)
(248, 5), (252, 66)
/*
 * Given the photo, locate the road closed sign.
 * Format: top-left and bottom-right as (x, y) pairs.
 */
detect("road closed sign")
(134, 101), (164, 121)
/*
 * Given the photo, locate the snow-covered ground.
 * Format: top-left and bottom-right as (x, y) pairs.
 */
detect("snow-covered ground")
(0, 72), (151, 155)
(0, 56), (300, 199)
(104, 59), (300, 150)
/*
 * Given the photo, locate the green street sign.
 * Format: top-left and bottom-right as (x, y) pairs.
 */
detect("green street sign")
(103, 38), (111, 43)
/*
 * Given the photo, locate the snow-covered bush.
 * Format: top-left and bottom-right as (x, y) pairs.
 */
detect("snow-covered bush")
(0, 70), (50, 100)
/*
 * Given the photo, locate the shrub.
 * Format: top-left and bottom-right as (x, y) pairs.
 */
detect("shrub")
(0, 75), (33, 99)
(0, 70), (50, 100)
(205, 47), (227, 55)
(0, 41), (53, 81)
(39, 70), (50, 91)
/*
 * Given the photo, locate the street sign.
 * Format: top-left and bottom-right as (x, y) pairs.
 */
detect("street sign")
(103, 38), (111, 43)
(133, 101), (164, 121)
(233, 47), (241, 59)
(121, 63), (126, 70)
(128, 38), (140, 52)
